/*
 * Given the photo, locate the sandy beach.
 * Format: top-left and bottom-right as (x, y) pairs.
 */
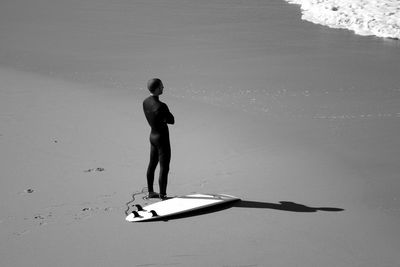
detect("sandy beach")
(1, 0), (400, 266)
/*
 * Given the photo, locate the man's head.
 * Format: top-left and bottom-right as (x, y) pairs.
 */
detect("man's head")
(147, 78), (164, 95)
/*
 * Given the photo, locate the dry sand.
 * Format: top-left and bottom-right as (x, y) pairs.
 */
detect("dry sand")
(1, 0), (400, 266)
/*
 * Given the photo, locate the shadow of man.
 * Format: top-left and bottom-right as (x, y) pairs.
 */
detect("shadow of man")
(234, 200), (344, 212)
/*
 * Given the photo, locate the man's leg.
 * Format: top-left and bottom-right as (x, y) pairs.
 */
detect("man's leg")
(158, 143), (171, 197)
(146, 143), (159, 193)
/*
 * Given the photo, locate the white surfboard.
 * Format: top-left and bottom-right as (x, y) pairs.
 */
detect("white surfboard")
(125, 193), (240, 222)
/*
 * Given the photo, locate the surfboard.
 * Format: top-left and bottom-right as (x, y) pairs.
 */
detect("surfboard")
(125, 193), (240, 222)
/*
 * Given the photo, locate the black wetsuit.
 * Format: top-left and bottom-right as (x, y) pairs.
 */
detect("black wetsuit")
(143, 95), (174, 196)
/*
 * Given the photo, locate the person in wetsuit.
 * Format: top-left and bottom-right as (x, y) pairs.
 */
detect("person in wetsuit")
(143, 78), (174, 199)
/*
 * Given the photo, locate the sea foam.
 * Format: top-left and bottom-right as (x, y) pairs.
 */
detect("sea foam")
(285, 0), (400, 39)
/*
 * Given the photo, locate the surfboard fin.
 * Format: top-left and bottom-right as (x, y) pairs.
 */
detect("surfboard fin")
(149, 210), (158, 217)
(135, 204), (144, 211)
(131, 211), (141, 218)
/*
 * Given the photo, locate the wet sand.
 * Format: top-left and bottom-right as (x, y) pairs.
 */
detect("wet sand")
(1, 0), (400, 266)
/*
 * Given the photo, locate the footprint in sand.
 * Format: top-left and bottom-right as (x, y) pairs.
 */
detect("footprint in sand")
(13, 230), (30, 236)
(9, 193), (116, 237)
(33, 212), (53, 226)
(84, 167), (105, 173)
(73, 205), (113, 221)
(17, 188), (35, 195)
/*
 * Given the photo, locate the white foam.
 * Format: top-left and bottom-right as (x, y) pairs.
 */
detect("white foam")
(285, 0), (400, 39)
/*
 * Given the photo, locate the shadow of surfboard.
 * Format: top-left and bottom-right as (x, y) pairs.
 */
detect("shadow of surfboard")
(146, 199), (344, 222)
(144, 199), (240, 222)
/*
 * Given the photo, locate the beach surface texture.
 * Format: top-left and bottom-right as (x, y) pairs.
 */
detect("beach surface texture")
(1, 0), (400, 266)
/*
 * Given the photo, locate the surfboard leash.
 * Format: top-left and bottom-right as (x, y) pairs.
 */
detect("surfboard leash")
(124, 187), (148, 216)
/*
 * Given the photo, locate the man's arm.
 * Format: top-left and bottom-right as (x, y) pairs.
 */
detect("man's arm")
(162, 104), (174, 125)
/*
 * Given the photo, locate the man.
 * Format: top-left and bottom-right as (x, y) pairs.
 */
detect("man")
(143, 78), (174, 200)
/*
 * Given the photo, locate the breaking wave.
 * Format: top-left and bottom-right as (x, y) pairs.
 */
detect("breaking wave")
(285, 0), (400, 39)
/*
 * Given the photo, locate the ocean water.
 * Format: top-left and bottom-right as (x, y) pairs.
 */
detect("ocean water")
(285, 0), (400, 39)
(0, 0), (400, 119)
